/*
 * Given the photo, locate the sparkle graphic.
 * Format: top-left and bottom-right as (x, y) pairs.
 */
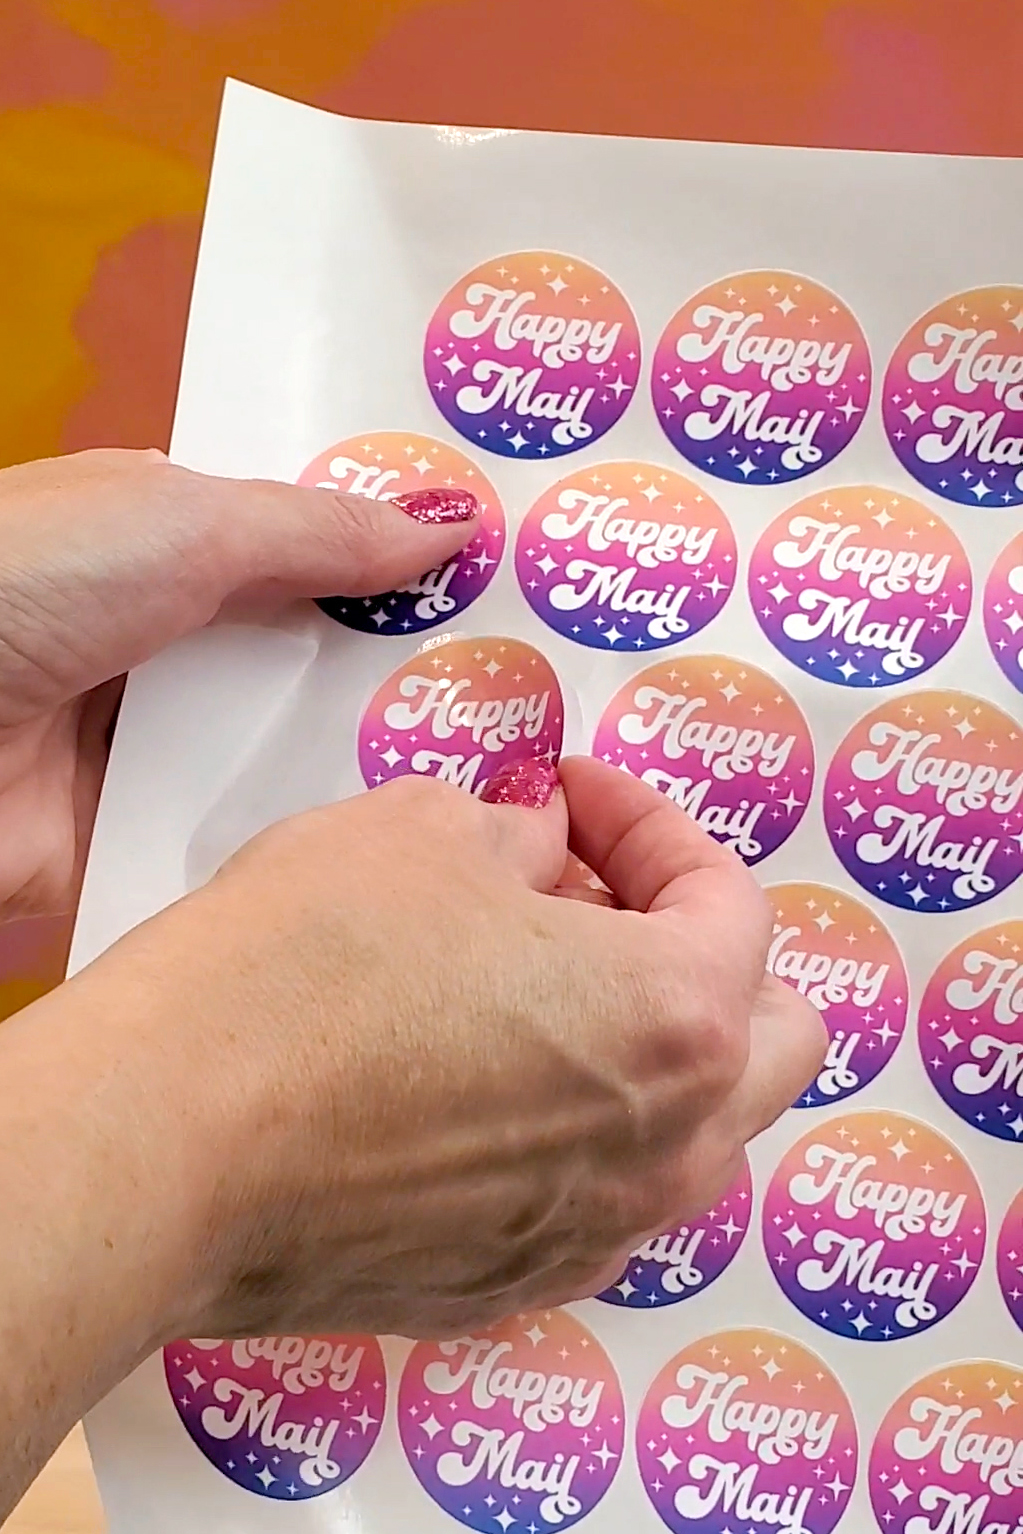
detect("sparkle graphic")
(997, 1188), (1023, 1336)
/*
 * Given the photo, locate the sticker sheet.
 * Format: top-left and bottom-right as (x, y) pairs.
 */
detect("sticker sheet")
(72, 80), (1023, 1534)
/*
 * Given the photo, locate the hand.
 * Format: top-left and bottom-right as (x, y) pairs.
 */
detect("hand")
(0, 448), (480, 919)
(60, 755), (825, 1343)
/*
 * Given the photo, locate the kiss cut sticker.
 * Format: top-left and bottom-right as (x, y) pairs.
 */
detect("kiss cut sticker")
(869, 1361), (1023, 1534)
(919, 920), (1023, 1143)
(766, 883), (908, 1109)
(515, 461), (736, 652)
(749, 486), (971, 688)
(425, 250), (640, 459)
(985, 527), (1023, 694)
(299, 432), (505, 635)
(824, 690), (1023, 915)
(592, 654), (814, 866)
(164, 1334), (385, 1500)
(651, 269), (871, 487)
(636, 1327), (857, 1534)
(998, 1189), (1023, 1336)
(398, 1310), (624, 1534)
(359, 637), (564, 796)
(597, 1155), (752, 1309)
(884, 285), (1023, 508)
(762, 1109), (986, 1343)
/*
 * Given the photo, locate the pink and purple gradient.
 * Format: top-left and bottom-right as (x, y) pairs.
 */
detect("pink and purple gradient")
(766, 882), (908, 1109)
(597, 1156), (752, 1310)
(514, 460), (736, 652)
(749, 485), (971, 689)
(359, 636), (565, 797)
(824, 689), (1023, 915)
(398, 1310), (624, 1533)
(884, 286), (1023, 508)
(637, 1327), (857, 1534)
(918, 919), (1023, 1143)
(299, 432), (505, 636)
(592, 654), (814, 867)
(424, 251), (640, 460)
(984, 527), (1023, 694)
(763, 1109), (986, 1343)
(164, 1335), (385, 1500)
(997, 1188), (1023, 1336)
(869, 1361), (1023, 1534)
(651, 270), (871, 488)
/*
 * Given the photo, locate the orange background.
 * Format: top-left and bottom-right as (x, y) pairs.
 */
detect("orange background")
(1, 0), (1021, 1017)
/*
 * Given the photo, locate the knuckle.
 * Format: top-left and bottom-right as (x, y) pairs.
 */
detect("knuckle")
(324, 492), (386, 584)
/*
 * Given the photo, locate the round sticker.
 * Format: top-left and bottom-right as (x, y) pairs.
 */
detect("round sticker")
(763, 1109), (986, 1342)
(597, 1156), (752, 1309)
(824, 690), (1023, 915)
(514, 461), (736, 652)
(651, 269), (871, 486)
(637, 1327), (858, 1534)
(398, 1310), (624, 1533)
(997, 1188), (1023, 1336)
(298, 432), (505, 635)
(749, 486), (971, 688)
(869, 1361), (1023, 1534)
(165, 1335), (385, 1500)
(766, 883), (909, 1109)
(359, 636), (564, 796)
(984, 527), (1023, 693)
(592, 654), (815, 866)
(884, 285), (1023, 507)
(919, 920), (1023, 1142)
(425, 251), (640, 459)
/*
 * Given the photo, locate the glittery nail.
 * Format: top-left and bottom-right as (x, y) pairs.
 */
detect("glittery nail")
(391, 487), (479, 524)
(480, 758), (561, 809)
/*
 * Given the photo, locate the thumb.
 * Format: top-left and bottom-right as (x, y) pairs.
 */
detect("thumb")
(477, 759), (570, 893)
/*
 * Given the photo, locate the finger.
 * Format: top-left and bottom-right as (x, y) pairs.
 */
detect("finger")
(724, 975), (828, 1142)
(476, 759), (570, 892)
(559, 756), (770, 966)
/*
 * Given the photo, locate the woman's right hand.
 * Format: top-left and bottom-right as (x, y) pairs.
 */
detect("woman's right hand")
(58, 755), (826, 1344)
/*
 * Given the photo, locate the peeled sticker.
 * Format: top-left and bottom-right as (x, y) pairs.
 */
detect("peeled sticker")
(636, 1327), (857, 1534)
(749, 485), (971, 688)
(651, 269), (871, 487)
(766, 882), (908, 1109)
(762, 1109), (986, 1342)
(824, 689), (1023, 914)
(425, 250), (640, 459)
(515, 460), (736, 652)
(592, 653), (814, 866)
(359, 636), (565, 796)
(398, 1310), (625, 1533)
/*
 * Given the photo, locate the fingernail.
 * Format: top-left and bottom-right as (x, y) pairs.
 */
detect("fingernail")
(392, 487), (479, 525)
(481, 758), (561, 809)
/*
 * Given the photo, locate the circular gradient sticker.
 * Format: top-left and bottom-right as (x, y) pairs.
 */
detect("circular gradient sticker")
(165, 1335), (385, 1500)
(593, 654), (814, 866)
(425, 251), (640, 459)
(824, 690), (1023, 915)
(869, 1361), (1023, 1534)
(515, 461), (736, 652)
(767, 883), (909, 1108)
(398, 1310), (624, 1533)
(637, 1327), (857, 1534)
(985, 528), (1023, 693)
(998, 1189), (1023, 1335)
(749, 486), (971, 688)
(884, 285), (1023, 507)
(299, 432), (505, 635)
(359, 636), (564, 796)
(598, 1156), (752, 1309)
(652, 270), (871, 487)
(919, 920), (1023, 1142)
(763, 1110), (986, 1342)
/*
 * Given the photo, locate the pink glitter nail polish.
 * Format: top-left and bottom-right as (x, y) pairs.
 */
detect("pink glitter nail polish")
(391, 486), (479, 524)
(480, 758), (561, 809)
